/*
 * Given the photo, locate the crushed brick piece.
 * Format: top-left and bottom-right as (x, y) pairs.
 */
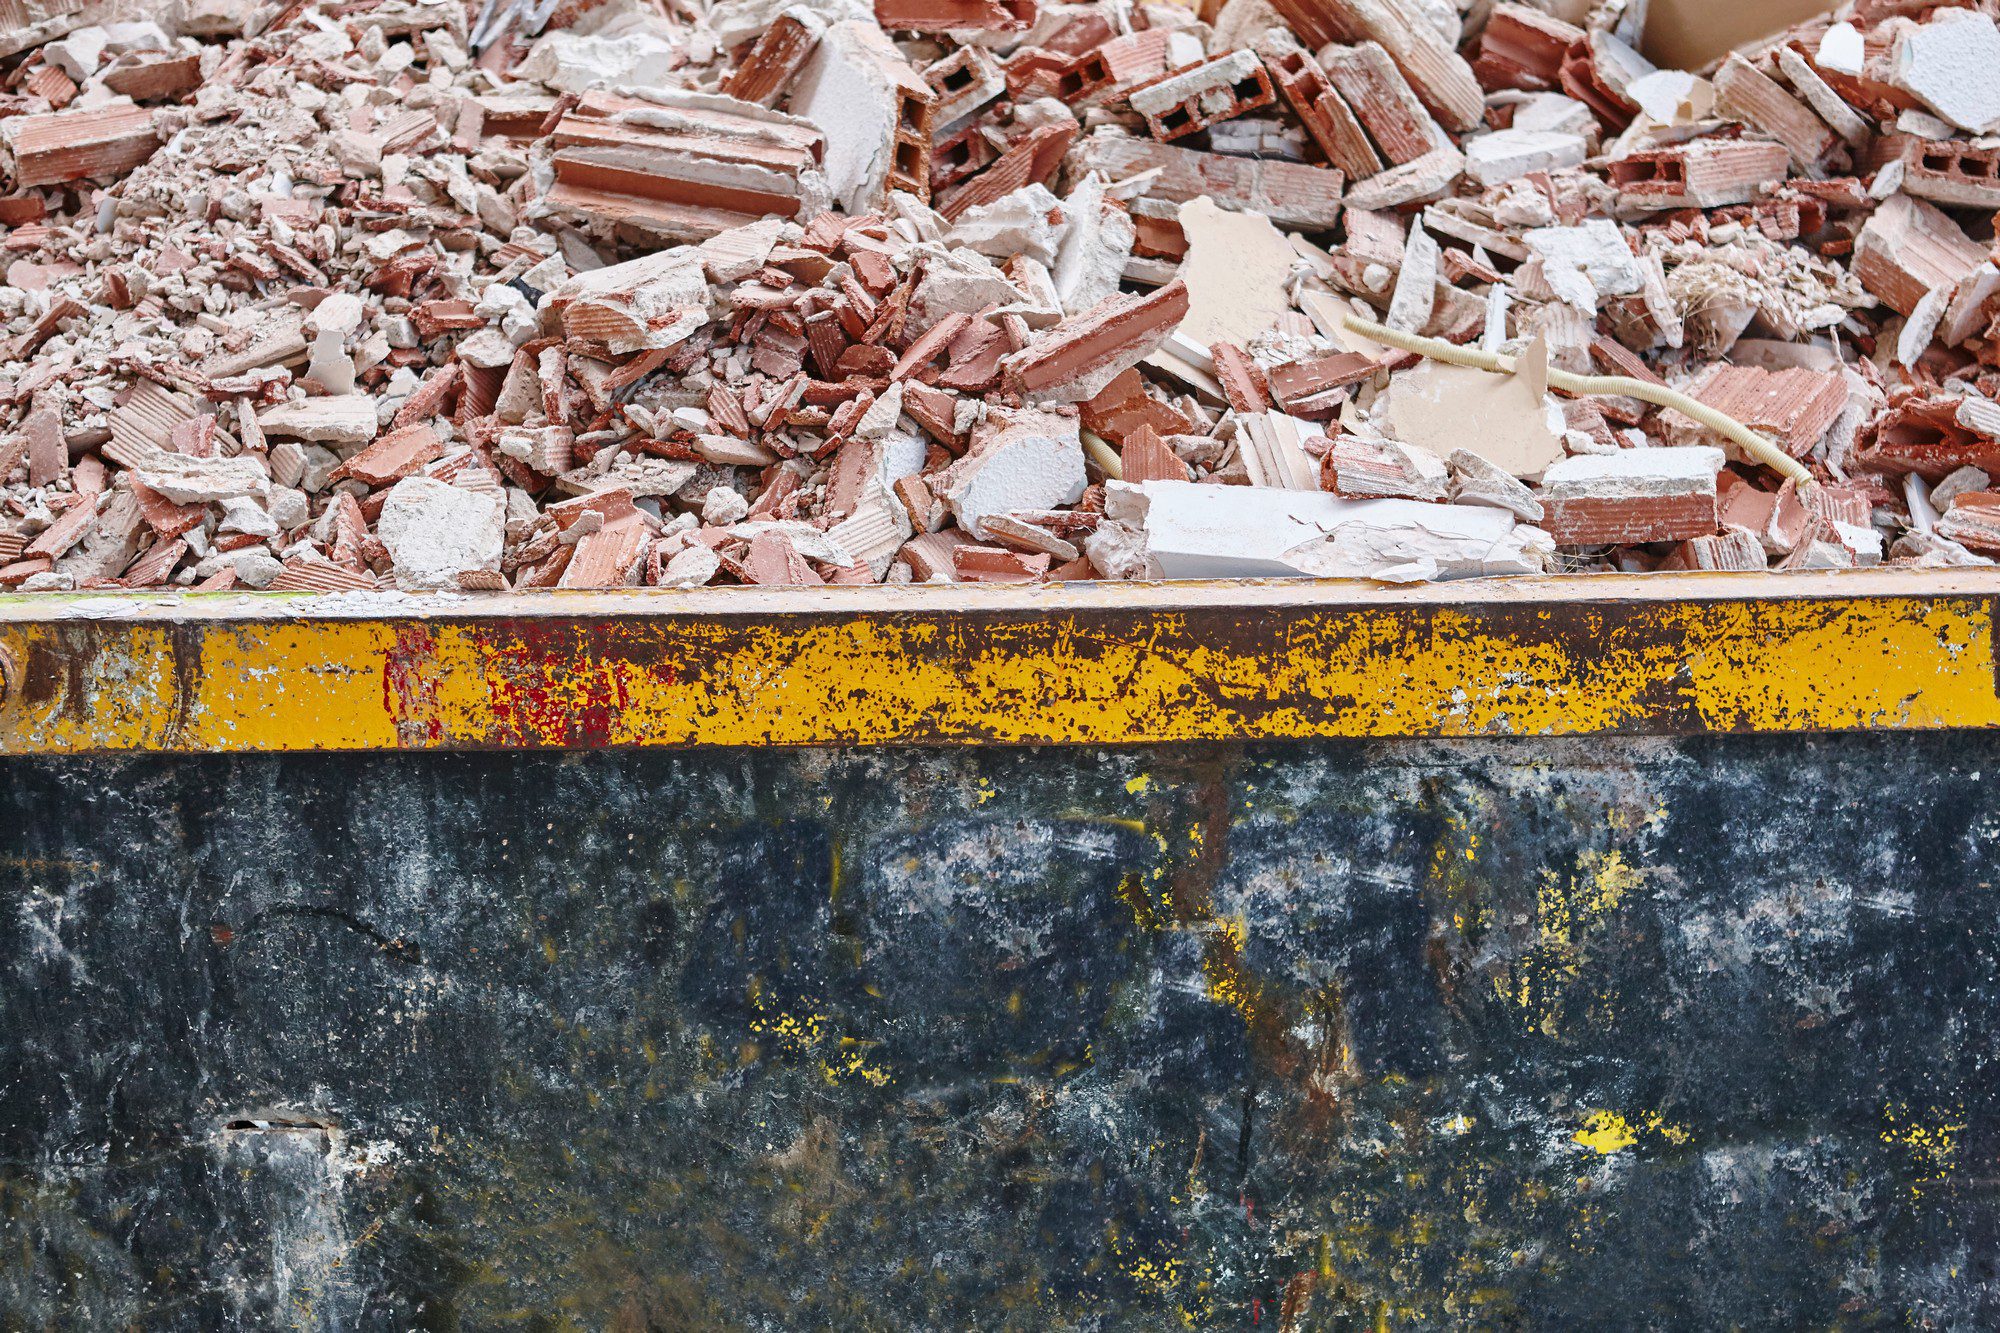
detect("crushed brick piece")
(952, 543), (1049, 581)
(1262, 44), (1382, 180)
(1540, 448), (1724, 546)
(723, 10), (824, 107)
(1000, 279), (1189, 401)
(0, 104), (156, 187)
(330, 424), (446, 488)
(1473, 4), (1584, 92)
(1320, 41), (1445, 165)
(1080, 367), (1194, 446)
(1667, 364), (1848, 459)
(1609, 140), (1794, 210)
(1119, 424), (1190, 484)
(1126, 50), (1276, 144)
(1852, 194), (1987, 317)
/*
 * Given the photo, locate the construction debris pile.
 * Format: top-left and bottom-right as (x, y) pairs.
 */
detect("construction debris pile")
(2, 0), (2000, 591)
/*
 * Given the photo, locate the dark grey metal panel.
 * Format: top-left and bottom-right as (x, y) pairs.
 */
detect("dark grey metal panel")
(2, 739), (1997, 1329)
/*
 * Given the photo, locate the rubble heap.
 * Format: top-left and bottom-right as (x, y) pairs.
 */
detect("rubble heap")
(3, 0), (2000, 591)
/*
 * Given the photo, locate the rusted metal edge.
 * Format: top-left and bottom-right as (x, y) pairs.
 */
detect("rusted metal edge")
(2, 569), (1998, 752)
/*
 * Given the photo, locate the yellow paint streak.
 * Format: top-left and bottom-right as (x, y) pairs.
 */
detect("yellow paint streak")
(1575, 1112), (1638, 1154)
(4, 589), (1998, 751)
(1508, 849), (1645, 1033)
(1574, 1108), (1692, 1155)
(1883, 1103), (1963, 1196)
(1200, 917), (1259, 1024)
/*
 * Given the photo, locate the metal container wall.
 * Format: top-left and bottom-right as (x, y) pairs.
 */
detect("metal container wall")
(4, 575), (1998, 1327)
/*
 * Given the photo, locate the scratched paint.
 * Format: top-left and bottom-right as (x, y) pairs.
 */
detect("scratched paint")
(4, 735), (1999, 1326)
(2, 585), (1998, 751)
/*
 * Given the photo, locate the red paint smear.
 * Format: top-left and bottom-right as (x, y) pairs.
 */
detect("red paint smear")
(380, 623), (445, 744)
(481, 620), (669, 748)
(381, 619), (675, 748)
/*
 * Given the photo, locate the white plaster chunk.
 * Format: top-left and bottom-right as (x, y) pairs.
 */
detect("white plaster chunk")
(516, 19), (684, 93)
(218, 495), (278, 538)
(128, 449), (271, 505)
(661, 544), (721, 587)
(1105, 480), (1552, 582)
(378, 476), (505, 589)
(939, 408), (1086, 539)
(1385, 220), (1439, 334)
(1523, 219), (1644, 314)
(1898, 284), (1951, 367)
(219, 549), (283, 588)
(307, 328), (356, 396)
(1625, 69), (1711, 124)
(307, 292), (365, 336)
(1933, 464), (1990, 508)
(1510, 94), (1597, 136)
(1449, 449), (1544, 521)
(1052, 174), (1135, 317)
(909, 244), (1021, 334)
(791, 19), (909, 213)
(706, 0), (870, 51)
(258, 396), (380, 445)
(698, 217), (786, 283)
(996, 256), (1064, 328)
(1129, 50), (1264, 120)
(1817, 21), (1864, 76)
(1541, 446), (1724, 498)
(1892, 11), (2000, 134)
(1464, 129), (1588, 186)
(947, 185), (1069, 268)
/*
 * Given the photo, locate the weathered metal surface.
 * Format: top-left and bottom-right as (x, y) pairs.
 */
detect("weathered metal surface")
(4, 737), (1998, 1327)
(5, 570), (2000, 752)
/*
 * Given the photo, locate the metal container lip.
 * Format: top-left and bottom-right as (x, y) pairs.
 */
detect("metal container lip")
(4, 567), (1989, 627)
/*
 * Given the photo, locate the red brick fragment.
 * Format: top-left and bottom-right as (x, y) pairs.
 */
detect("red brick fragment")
(1120, 424), (1190, 483)
(876, 0), (1033, 32)
(24, 408), (64, 487)
(332, 424), (446, 487)
(411, 299), (485, 339)
(1473, 3), (1583, 92)
(1262, 46), (1383, 179)
(1210, 343), (1270, 413)
(1266, 352), (1378, 416)
(723, 11), (823, 107)
(1000, 278), (1189, 399)
(1670, 364), (1848, 459)
(936, 122), (1076, 221)
(952, 543), (1049, 582)
(1320, 42), (1442, 165)
(1080, 367), (1195, 445)
(1609, 140), (1794, 210)
(1124, 50), (1276, 144)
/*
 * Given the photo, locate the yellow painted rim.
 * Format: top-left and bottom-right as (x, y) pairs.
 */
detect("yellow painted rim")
(2, 570), (1996, 752)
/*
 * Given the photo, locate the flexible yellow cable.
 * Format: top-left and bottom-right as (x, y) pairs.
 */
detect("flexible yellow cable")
(1338, 310), (1816, 488)
(1081, 428), (1123, 481)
